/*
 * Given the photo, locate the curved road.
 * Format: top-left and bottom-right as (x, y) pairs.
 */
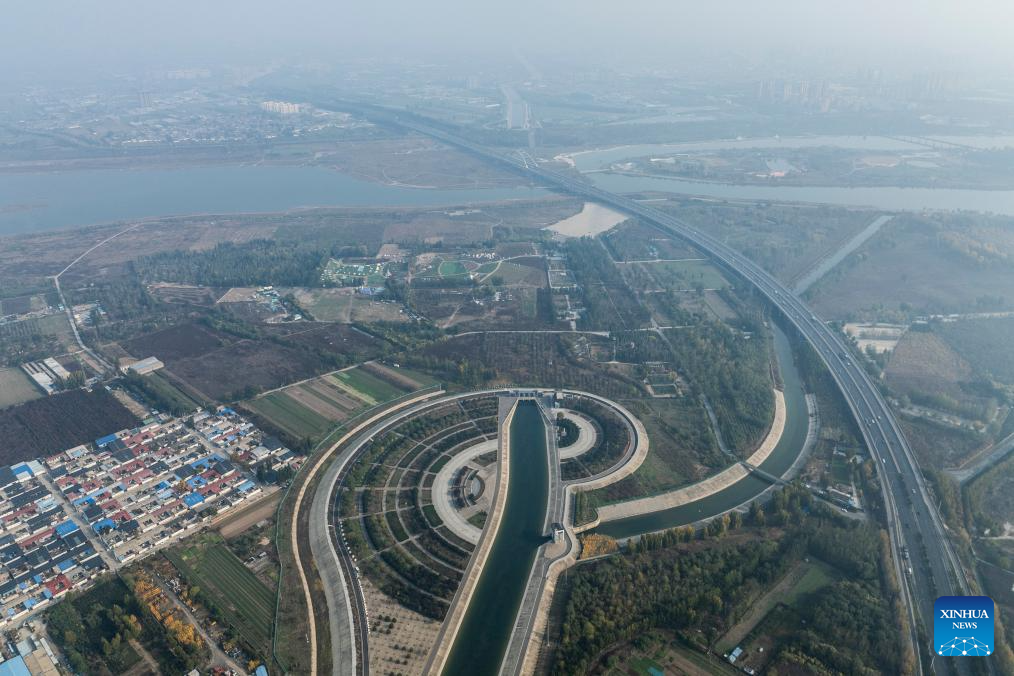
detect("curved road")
(319, 101), (977, 675)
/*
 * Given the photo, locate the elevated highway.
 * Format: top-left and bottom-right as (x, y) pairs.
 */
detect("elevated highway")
(328, 101), (977, 675)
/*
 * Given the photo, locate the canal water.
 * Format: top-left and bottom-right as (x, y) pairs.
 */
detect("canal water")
(442, 400), (549, 675)
(0, 165), (547, 236)
(595, 323), (808, 539)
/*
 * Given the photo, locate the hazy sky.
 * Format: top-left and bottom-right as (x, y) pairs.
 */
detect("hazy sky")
(4, 1), (1014, 84)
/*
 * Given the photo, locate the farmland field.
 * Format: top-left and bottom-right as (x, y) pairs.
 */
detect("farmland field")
(0, 367), (43, 408)
(335, 367), (406, 403)
(243, 362), (433, 441)
(123, 322), (229, 363)
(488, 260), (547, 286)
(166, 536), (274, 656)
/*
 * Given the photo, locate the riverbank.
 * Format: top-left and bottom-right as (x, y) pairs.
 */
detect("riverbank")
(545, 201), (627, 238)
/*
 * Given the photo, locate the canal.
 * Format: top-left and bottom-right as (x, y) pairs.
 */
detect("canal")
(442, 400), (550, 675)
(595, 323), (808, 539)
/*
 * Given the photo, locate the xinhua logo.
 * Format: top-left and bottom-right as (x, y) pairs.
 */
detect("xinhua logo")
(934, 596), (994, 657)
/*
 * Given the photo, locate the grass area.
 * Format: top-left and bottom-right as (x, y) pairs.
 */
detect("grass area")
(602, 631), (738, 676)
(302, 290), (351, 322)
(629, 656), (665, 675)
(166, 535), (275, 655)
(586, 397), (725, 505)
(717, 559), (837, 654)
(782, 560), (836, 605)
(644, 259), (728, 290)
(830, 455), (852, 484)
(438, 260), (469, 277)
(0, 367), (43, 408)
(143, 371), (203, 412)
(489, 261), (545, 286)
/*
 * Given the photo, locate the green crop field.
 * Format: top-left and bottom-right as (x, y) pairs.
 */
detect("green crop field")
(336, 367), (407, 403)
(167, 538), (274, 654)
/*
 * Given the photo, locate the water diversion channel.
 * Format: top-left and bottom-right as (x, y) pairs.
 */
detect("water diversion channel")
(443, 400), (549, 675)
(596, 323), (808, 539)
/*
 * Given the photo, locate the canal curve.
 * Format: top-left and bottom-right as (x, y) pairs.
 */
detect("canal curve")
(594, 323), (808, 539)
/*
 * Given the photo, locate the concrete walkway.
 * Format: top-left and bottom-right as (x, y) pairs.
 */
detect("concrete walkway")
(557, 410), (597, 460)
(432, 439), (498, 545)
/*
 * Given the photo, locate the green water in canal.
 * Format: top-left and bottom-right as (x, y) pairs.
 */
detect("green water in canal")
(442, 400), (549, 675)
(595, 323), (808, 539)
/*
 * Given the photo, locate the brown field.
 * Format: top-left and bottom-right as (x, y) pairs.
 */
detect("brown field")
(217, 491), (281, 539)
(273, 322), (386, 357)
(122, 322), (230, 363)
(900, 416), (984, 469)
(884, 331), (972, 399)
(166, 340), (329, 401)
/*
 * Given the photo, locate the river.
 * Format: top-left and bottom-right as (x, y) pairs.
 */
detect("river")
(6, 133), (1014, 236)
(564, 134), (1014, 215)
(595, 323), (808, 539)
(0, 165), (547, 236)
(442, 400), (549, 675)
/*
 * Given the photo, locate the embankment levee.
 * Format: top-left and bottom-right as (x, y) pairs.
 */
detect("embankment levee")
(424, 399), (518, 675)
(594, 388), (786, 523)
(292, 388), (446, 676)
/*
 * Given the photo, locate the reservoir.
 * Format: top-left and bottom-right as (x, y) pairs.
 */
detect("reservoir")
(0, 165), (547, 236)
(595, 323), (807, 539)
(442, 400), (549, 675)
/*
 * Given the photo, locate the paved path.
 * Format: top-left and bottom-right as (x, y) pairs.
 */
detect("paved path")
(432, 439), (498, 544)
(557, 410), (596, 460)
